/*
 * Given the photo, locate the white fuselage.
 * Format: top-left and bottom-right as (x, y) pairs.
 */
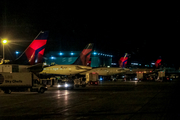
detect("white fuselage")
(40, 65), (92, 75)
(80, 67), (129, 76)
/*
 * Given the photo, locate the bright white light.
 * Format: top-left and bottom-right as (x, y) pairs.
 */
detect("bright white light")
(151, 63), (155, 65)
(65, 84), (68, 87)
(135, 78), (138, 80)
(107, 66), (110, 68)
(57, 85), (61, 87)
(2, 40), (7, 44)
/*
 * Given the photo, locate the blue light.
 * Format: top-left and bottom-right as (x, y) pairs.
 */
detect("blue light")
(51, 57), (56, 60)
(15, 51), (19, 54)
(93, 52), (97, 55)
(99, 77), (103, 81)
(70, 52), (74, 55)
(59, 52), (63, 55)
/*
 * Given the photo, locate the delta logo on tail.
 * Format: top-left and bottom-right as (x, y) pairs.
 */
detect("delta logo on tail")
(73, 43), (94, 66)
(15, 31), (49, 65)
(119, 53), (128, 68)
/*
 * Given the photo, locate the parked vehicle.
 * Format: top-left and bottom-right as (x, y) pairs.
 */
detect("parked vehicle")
(0, 72), (47, 94)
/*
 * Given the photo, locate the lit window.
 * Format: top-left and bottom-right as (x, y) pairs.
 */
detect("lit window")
(151, 63), (155, 65)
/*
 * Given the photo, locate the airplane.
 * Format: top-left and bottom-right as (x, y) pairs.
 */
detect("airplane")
(0, 31), (49, 73)
(128, 57), (163, 74)
(39, 43), (94, 76)
(80, 53), (130, 76)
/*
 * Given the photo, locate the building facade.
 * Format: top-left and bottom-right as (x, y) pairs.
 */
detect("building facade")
(44, 51), (113, 67)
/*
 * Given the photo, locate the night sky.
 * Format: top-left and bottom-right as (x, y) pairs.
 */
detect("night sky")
(0, 1), (180, 67)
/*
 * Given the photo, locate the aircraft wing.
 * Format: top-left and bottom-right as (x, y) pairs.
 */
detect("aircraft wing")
(76, 66), (92, 70)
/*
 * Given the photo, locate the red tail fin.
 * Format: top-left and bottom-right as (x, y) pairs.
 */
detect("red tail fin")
(119, 53), (128, 68)
(15, 31), (49, 65)
(155, 59), (162, 68)
(73, 43), (94, 66)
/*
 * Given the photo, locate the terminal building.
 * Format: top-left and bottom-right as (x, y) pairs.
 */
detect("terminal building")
(44, 51), (114, 67)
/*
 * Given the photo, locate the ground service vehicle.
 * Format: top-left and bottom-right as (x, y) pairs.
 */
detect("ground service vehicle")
(136, 72), (143, 82)
(57, 78), (74, 89)
(74, 77), (86, 87)
(86, 72), (99, 85)
(0, 72), (47, 94)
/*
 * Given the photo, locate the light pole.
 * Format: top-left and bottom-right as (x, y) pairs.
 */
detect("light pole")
(2, 39), (7, 60)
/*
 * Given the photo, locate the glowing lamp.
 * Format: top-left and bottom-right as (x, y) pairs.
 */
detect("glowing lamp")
(2, 40), (7, 44)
